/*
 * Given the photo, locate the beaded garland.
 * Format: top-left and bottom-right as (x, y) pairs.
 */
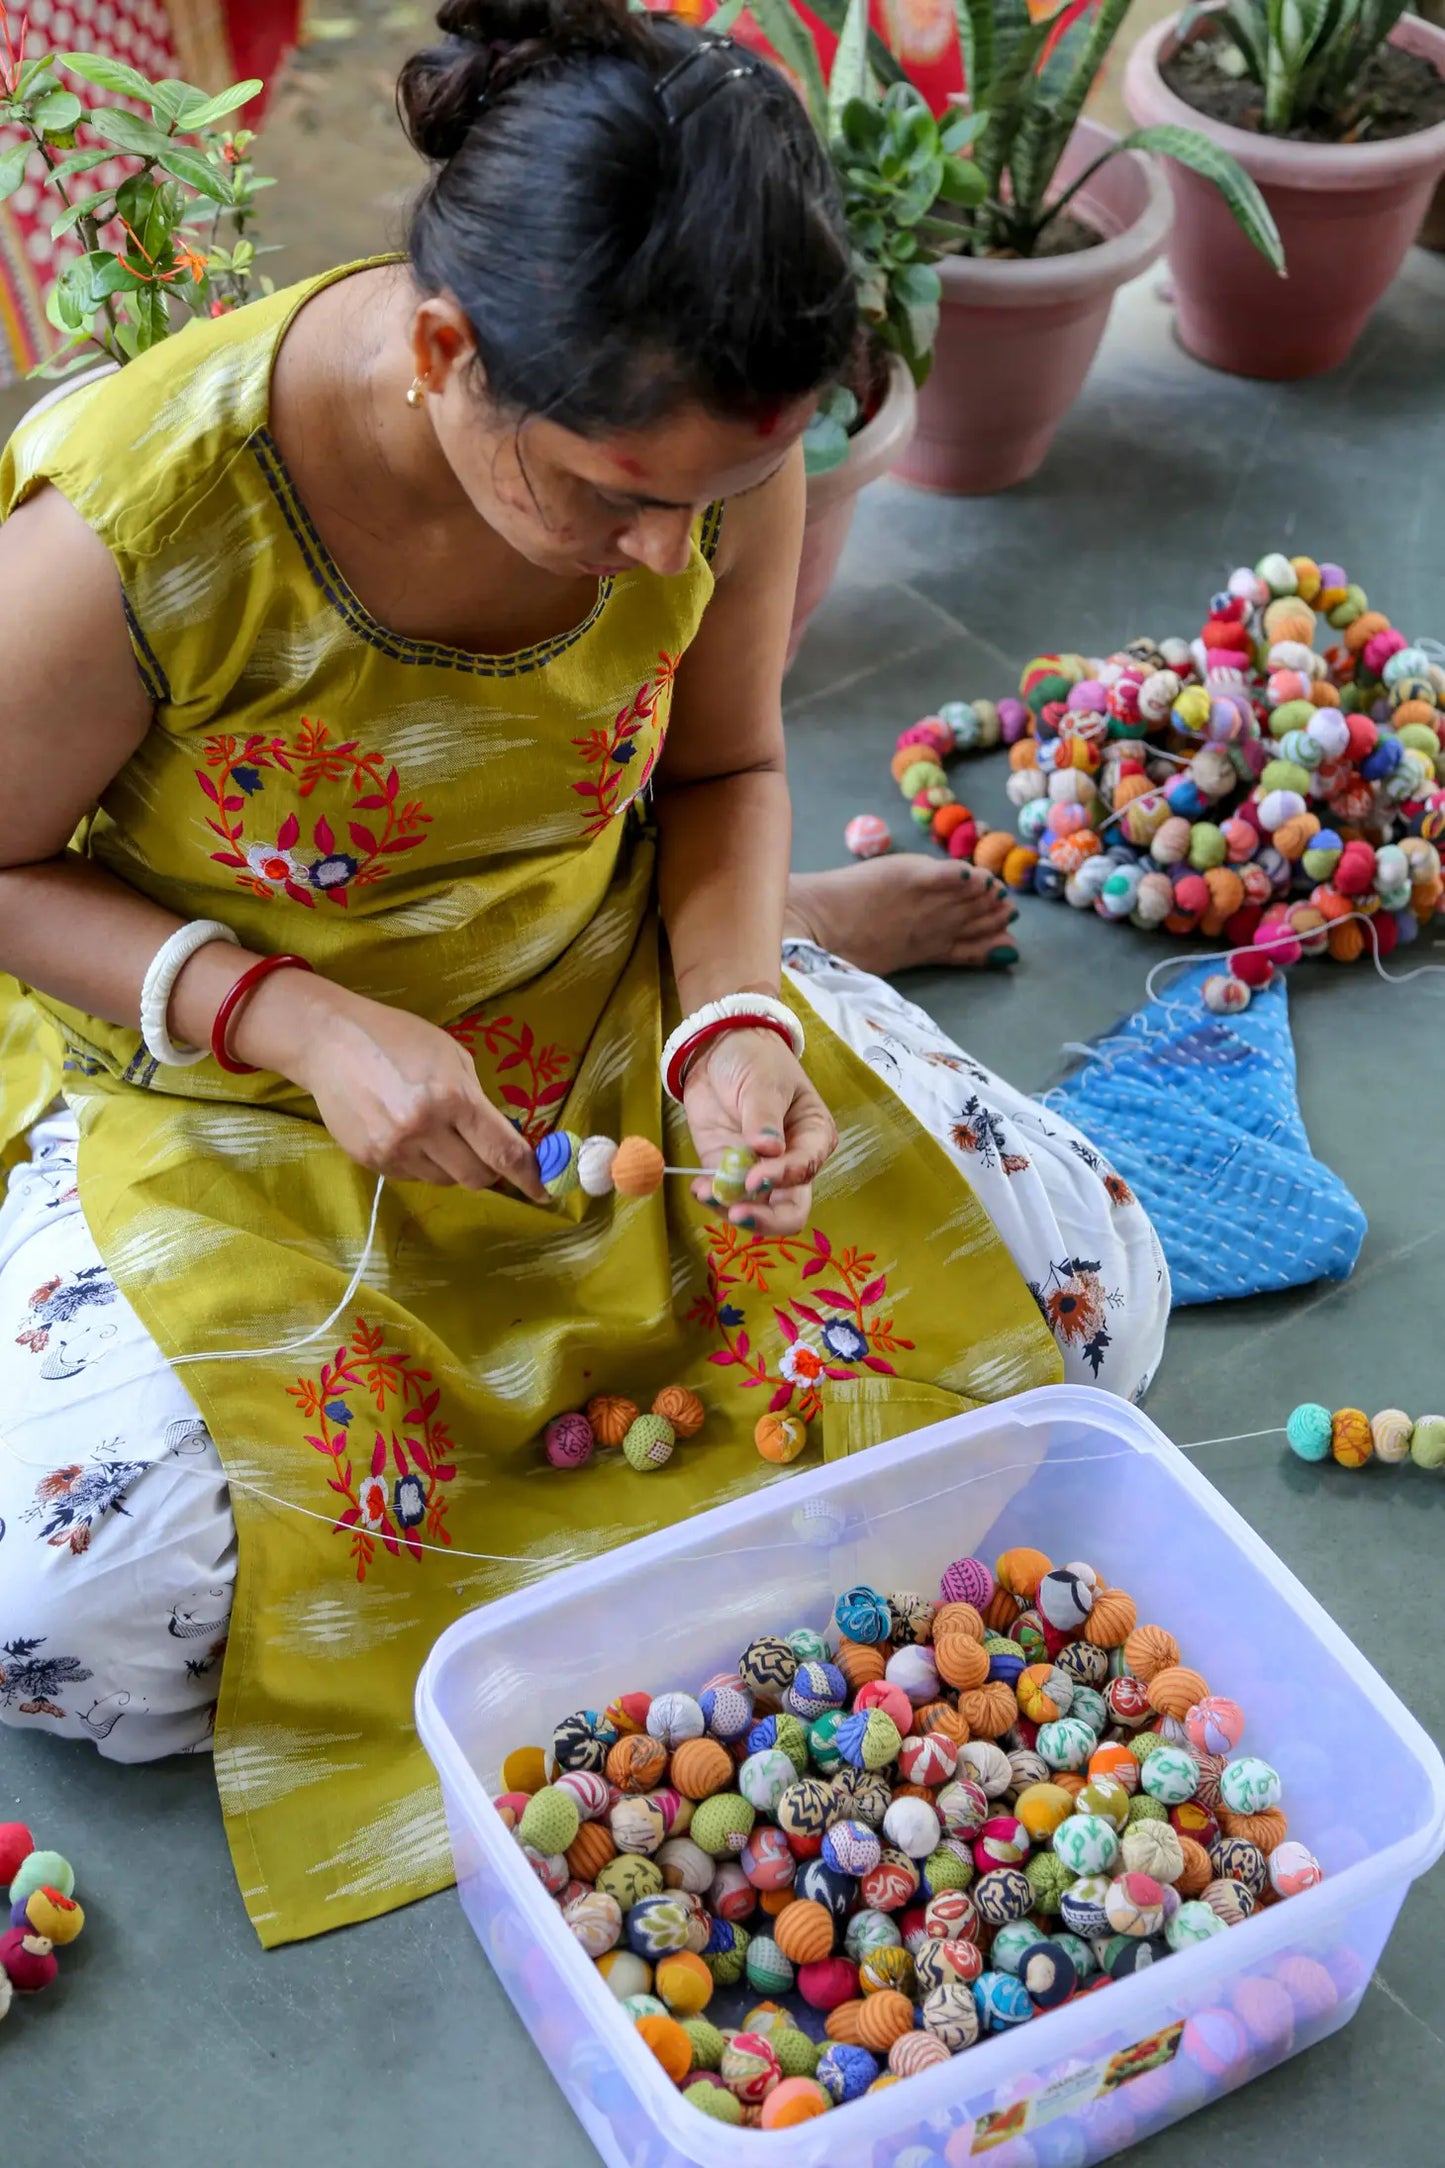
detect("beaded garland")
(497, 1540), (1322, 2127)
(534, 1130), (759, 1206)
(874, 556), (1443, 1008)
(1286, 1401), (1445, 1473)
(0, 1821), (83, 2008)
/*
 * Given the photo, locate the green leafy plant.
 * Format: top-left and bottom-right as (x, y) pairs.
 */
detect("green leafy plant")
(1200, 0), (1411, 134)
(953, 0), (1285, 266)
(0, 3), (276, 376)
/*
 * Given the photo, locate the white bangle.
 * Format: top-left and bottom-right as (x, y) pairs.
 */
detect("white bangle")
(661, 993), (805, 1104)
(139, 920), (241, 1066)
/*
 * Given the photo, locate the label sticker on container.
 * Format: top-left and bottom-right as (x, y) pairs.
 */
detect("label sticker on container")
(970, 2020), (1185, 2151)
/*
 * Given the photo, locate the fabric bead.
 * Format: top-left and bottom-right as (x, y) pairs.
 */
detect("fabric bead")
(565, 1888), (623, 1962)
(682, 2079), (741, 2125)
(845, 814), (892, 859)
(753, 1412), (806, 1463)
(670, 1739), (734, 1802)
(834, 1585), (891, 1645)
(974, 1970), (1034, 2032)
(857, 1944), (916, 2000)
(1037, 1717), (1095, 1771)
(628, 1893), (693, 1958)
(1023, 1850), (1075, 1916)
(1083, 1588), (1137, 1647)
(1220, 1757), (1282, 1815)
(1053, 1814), (1120, 1877)
(884, 1645), (939, 1705)
(586, 1394), (638, 1448)
(622, 1413), (675, 1471)
(1330, 1407), (1373, 1468)
(519, 1786), (581, 1856)
(776, 1778), (836, 1841)
(596, 1855), (663, 1911)
(607, 1733), (668, 1794)
(934, 1632), (989, 1691)
(1371, 1408), (1415, 1464)
(535, 1129), (581, 1197)
(1268, 1840), (1324, 1897)
(1166, 1900), (1229, 1951)
(816, 2043), (878, 2103)
(721, 2030), (782, 2104)
(553, 1709), (616, 1775)
(1147, 1666), (1210, 1720)
(939, 1557), (995, 1610)
(1020, 1941), (1076, 2011)
(822, 1820), (882, 1879)
(699, 1681), (752, 1742)
(648, 1691), (705, 1749)
(974, 1867), (1034, 1925)
(544, 1412), (594, 1468)
(958, 1683), (1017, 1739)
(610, 1137), (665, 1197)
(1184, 1696), (1245, 1757)
(745, 1935), (795, 1995)
(759, 2078), (830, 2129)
(656, 1836), (715, 1893)
(1060, 1874), (1111, 1938)
(574, 1135), (618, 1197)
(1141, 1747), (1200, 1806)
(1105, 1872), (1165, 1938)
(1121, 1822), (1185, 1884)
(1122, 1622), (1179, 1682)
(690, 1794), (755, 1859)
(637, 2012), (694, 2082)
(784, 1661), (846, 1722)
(1014, 1782), (1075, 1840)
(737, 1635), (797, 1697)
(1210, 1836), (1268, 1896)
(882, 1797), (941, 1859)
(738, 1749), (795, 1818)
(1411, 1414), (1445, 1470)
(836, 1708), (902, 1771)
(1017, 1663), (1073, 1725)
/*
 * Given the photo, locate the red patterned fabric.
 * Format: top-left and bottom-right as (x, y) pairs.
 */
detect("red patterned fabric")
(0, 2), (303, 382)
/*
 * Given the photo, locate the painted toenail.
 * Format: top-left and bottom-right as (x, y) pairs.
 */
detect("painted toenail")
(987, 945), (1019, 969)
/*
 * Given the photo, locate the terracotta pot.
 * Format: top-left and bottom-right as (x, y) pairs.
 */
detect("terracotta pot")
(891, 118), (1171, 497)
(788, 354), (916, 667)
(1125, 11), (1445, 378)
(1420, 3), (1445, 247)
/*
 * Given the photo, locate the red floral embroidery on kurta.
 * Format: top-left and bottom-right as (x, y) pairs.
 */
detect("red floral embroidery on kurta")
(569, 652), (677, 839)
(687, 1223), (915, 1422)
(443, 1012), (574, 1144)
(196, 719), (432, 908)
(288, 1318), (457, 1581)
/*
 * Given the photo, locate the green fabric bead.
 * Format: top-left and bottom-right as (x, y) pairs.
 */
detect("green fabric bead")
(924, 1845), (974, 1893)
(1126, 1794), (1168, 1827)
(1025, 1850), (1075, 1915)
(770, 1713), (811, 1777)
(1187, 822), (1227, 871)
(859, 1710), (902, 1769)
(900, 759), (947, 798)
(623, 1414), (675, 1471)
(1410, 1414), (1445, 1471)
(683, 2081), (743, 2124)
(712, 1145), (757, 1207)
(517, 1785), (580, 1856)
(621, 1993), (668, 2020)
(1069, 1685), (1107, 1736)
(1128, 1730), (1168, 1764)
(1286, 1402), (1333, 1462)
(788, 1628), (831, 1665)
(596, 1856), (663, 1910)
(745, 1936), (795, 1994)
(1267, 700), (1314, 738)
(682, 2019), (727, 2071)
(1260, 760), (1310, 797)
(774, 2029), (821, 2078)
(691, 1793), (756, 1858)
(705, 1923), (750, 1985)
(807, 1710), (844, 1775)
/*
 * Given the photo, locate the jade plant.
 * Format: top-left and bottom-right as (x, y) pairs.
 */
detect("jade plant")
(0, 2), (275, 375)
(1200, 0), (1412, 133)
(951, 0), (1284, 266)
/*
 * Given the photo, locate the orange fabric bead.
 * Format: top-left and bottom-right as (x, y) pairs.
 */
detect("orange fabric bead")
(1262, 600), (1315, 646)
(651, 1385), (704, 1438)
(933, 1602), (985, 1643)
(974, 830), (1015, 876)
(1272, 815), (1318, 862)
(760, 1888), (796, 1918)
(825, 1999), (867, 2045)
(607, 1733), (668, 1792)
(855, 1990), (914, 2052)
(982, 1585), (1024, 1633)
(773, 1899), (835, 1966)
(892, 746), (924, 783)
(1055, 1772), (1086, 1800)
(1308, 679), (1340, 707)
(1148, 1665), (1210, 1719)
(637, 2014), (693, 2083)
(1001, 846), (1039, 892)
(1083, 1588), (1137, 1648)
(1008, 741), (1039, 772)
(1328, 920), (1365, 962)
(671, 1739), (735, 1801)
(761, 2079), (830, 2129)
(1392, 698), (1437, 729)
(1122, 1624), (1179, 1681)
(834, 1639), (888, 1692)
(932, 802), (972, 844)
(1343, 609), (1389, 654)
(587, 1394), (639, 1447)
(892, 1783), (936, 1806)
(1000, 1552), (1057, 1604)
(1176, 1836), (1213, 1896)
(567, 1823), (616, 1880)
(1221, 1806), (1288, 1853)
(1113, 772), (1154, 808)
(934, 1633), (989, 1692)
(915, 1703), (970, 1746)
(957, 1682), (1017, 1738)
(611, 1137), (665, 1197)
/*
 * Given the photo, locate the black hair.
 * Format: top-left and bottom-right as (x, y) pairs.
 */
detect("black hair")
(398, 0), (856, 434)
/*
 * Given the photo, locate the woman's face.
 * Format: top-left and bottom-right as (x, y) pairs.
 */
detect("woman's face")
(412, 298), (813, 581)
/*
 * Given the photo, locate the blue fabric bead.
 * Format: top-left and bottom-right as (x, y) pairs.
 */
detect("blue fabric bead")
(834, 1585), (890, 1644)
(816, 2044), (879, 2103)
(1286, 1402), (1333, 1462)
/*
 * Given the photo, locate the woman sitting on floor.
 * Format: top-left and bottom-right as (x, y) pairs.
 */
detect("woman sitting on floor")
(0, 0), (1166, 1944)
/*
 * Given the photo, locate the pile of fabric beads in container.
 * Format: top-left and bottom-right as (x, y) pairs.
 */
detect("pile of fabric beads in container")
(876, 556), (1444, 1013)
(489, 1547), (1323, 2128)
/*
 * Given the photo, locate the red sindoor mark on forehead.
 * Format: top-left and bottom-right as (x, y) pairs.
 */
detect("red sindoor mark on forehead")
(753, 404), (785, 438)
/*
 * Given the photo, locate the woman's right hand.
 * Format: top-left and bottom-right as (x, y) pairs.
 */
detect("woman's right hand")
(232, 970), (549, 1197)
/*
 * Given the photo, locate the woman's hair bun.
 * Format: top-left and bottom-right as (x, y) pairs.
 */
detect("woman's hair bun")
(399, 0), (634, 164)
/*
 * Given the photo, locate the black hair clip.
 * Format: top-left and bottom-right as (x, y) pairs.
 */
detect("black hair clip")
(654, 33), (759, 127)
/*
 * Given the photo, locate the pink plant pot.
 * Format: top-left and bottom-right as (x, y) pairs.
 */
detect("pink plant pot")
(787, 354), (916, 668)
(1125, 11), (1445, 378)
(891, 118), (1171, 496)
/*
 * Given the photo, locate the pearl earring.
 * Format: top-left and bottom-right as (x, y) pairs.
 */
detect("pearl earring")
(405, 376), (427, 409)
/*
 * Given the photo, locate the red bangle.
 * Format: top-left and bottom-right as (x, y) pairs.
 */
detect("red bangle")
(210, 955), (315, 1074)
(664, 1014), (796, 1102)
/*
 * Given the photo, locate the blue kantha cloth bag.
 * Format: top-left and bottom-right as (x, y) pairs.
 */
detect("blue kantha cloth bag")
(1043, 960), (1366, 1307)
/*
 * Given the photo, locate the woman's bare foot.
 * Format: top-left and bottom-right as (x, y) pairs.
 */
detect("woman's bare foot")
(784, 857), (1019, 976)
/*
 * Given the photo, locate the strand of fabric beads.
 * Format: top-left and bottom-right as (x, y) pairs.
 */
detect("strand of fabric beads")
(880, 554), (1443, 1007)
(1285, 1404), (1445, 1472)
(533, 1133), (757, 1206)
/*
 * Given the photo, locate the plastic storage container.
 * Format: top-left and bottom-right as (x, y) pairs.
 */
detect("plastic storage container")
(416, 1385), (1445, 2168)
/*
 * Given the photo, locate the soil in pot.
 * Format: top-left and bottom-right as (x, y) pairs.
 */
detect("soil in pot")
(1162, 20), (1445, 142)
(1022, 212), (1105, 260)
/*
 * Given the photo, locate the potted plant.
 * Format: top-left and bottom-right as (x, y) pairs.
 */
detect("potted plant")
(1125, 1), (1445, 377)
(0, 9), (274, 379)
(712, 0), (985, 657)
(894, 0), (1283, 493)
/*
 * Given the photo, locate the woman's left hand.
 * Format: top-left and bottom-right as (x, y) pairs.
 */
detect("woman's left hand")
(681, 1026), (838, 1236)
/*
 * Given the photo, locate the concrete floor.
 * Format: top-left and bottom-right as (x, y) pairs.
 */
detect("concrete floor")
(5, 7), (1445, 2160)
